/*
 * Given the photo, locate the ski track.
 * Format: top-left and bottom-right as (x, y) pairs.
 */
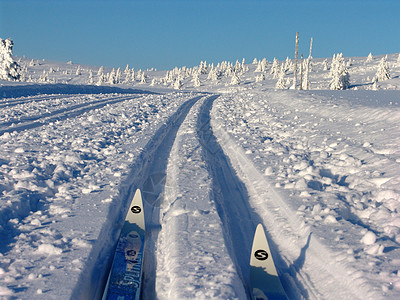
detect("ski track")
(71, 93), (203, 299)
(155, 94), (249, 299)
(211, 92), (387, 299)
(0, 94), (74, 109)
(0, 91), (195, 299)
(0, 94), (143, 135)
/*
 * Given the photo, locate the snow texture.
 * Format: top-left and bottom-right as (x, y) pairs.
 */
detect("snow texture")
(0, 53), (400, 299)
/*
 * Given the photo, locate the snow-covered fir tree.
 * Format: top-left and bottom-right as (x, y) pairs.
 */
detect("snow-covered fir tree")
(140, 72), (146, 84)
(329, 53), (350, 90)
(323, 59), (329, 71)
(108, 68), (116, 84)
(97, 72), (106, 85)
(75, 65), (81, 76)
(198, 61), (208, 74)
(275, 64), (286, 89)
(366, 52), (373, 62)
(88, 70), (94, 84)
(0, 38), (21, 81)
(375, 56), (391, 82)
(97, 66), (104, 76)
(252, 58), (258, 64)
(397, 54), (400, 64)
(255, 58), (268, 72)
(229, 72), (240, 85)
(173, 77), (183, 89)
(270, 58), (279, 79)
(284, 57), (292, 72)
(192, 72), (201, 87)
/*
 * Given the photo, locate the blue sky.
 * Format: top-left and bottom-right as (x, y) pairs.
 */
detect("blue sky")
(1, 0), (399, 70)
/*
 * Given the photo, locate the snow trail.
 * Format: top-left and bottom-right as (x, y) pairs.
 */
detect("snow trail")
(71, 94), (203, 299)
(211, 92), (386, 299)
(155, 95), (248, 299)
(0, 94), (141, 135)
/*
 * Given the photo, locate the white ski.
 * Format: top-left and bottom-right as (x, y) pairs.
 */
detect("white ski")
(102, 189), (146, 300)
(250, 224), (288, 300)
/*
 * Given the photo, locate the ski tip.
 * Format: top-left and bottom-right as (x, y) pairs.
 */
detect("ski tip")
(255, 223), (265, 235)
(127, 188), (145, 231)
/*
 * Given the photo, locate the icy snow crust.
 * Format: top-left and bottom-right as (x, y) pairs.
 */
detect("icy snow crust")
(0, 55), (400, 299)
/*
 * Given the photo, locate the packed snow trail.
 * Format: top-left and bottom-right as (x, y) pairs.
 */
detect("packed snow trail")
(71, 94), (203, 299)
(0, 94), (143, 135)
(211, 90), (393, 299)
(155, 94), (248, 299)
(0, 91), (197, 299)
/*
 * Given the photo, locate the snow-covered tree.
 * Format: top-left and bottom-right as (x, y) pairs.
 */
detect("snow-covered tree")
(88, 70), (94, 84)
(252, 58), (258, 64)
(366, 52), (373, 62)
(284, 57), (292, 72)
(255, 58), (267, 72)
(270, 58), (279, 78)
(192, 73), (201, 87)
(229, 72), (240, 85)
(323, 59), (329, 71)
(0, 38), (21, 81)
(97, 66), (104, 76)
(75, 65), (81, 76)
(275, 64), (286, 89)
(375, 56), (390, 82)
(198, 61), (208, 74)
(329, 53), (350, 90)
(173, 77), (183, 89)
(97, 72), (106, 85)
(397, 54), (400, 64)
(140, 72), (146, 84)
(108, 68), (116, 84)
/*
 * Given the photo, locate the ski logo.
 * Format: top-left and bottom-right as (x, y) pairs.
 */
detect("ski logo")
(131, 205), (141, 214)
(254, 249), (269, 261)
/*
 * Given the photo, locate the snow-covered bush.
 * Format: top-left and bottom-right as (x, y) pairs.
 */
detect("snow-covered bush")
(0, 38), (21, 81)
(375, 56), (390, 82)
(255, 73), (265, 82)
(329, 53), (350, 90)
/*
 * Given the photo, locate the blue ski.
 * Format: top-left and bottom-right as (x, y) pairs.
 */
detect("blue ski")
(102, 189), (146, 300)
(250, 224), (288, 300)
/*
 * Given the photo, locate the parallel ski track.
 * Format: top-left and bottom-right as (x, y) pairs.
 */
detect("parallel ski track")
(72, 94), (203, 300)
(211, 99), (382, 299)
(197, 96), (304, 299)
(0, 94), (73, 109)
(0, 94), (143, 135)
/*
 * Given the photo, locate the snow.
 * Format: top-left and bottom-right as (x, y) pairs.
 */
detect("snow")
(0, 53), (400, 299)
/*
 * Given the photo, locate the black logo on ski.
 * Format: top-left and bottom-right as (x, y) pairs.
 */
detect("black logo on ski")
(131, 206), (141, 214)
(254, 249), (269, 261)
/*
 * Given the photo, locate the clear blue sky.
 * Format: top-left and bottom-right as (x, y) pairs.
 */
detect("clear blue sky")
(1, 0), (399, 70)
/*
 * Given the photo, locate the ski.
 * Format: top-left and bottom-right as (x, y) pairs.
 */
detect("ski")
(250, 224), (288, 300)
(102, 189), (146, 300)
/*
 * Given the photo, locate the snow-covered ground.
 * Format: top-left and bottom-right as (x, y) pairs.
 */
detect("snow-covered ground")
(0, 53), (400, 299)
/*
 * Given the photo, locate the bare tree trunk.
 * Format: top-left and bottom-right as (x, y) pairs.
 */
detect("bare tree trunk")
(305, 37), (313, 90)
(300, 54), (303, 90)
(292, 32), (299, 89)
